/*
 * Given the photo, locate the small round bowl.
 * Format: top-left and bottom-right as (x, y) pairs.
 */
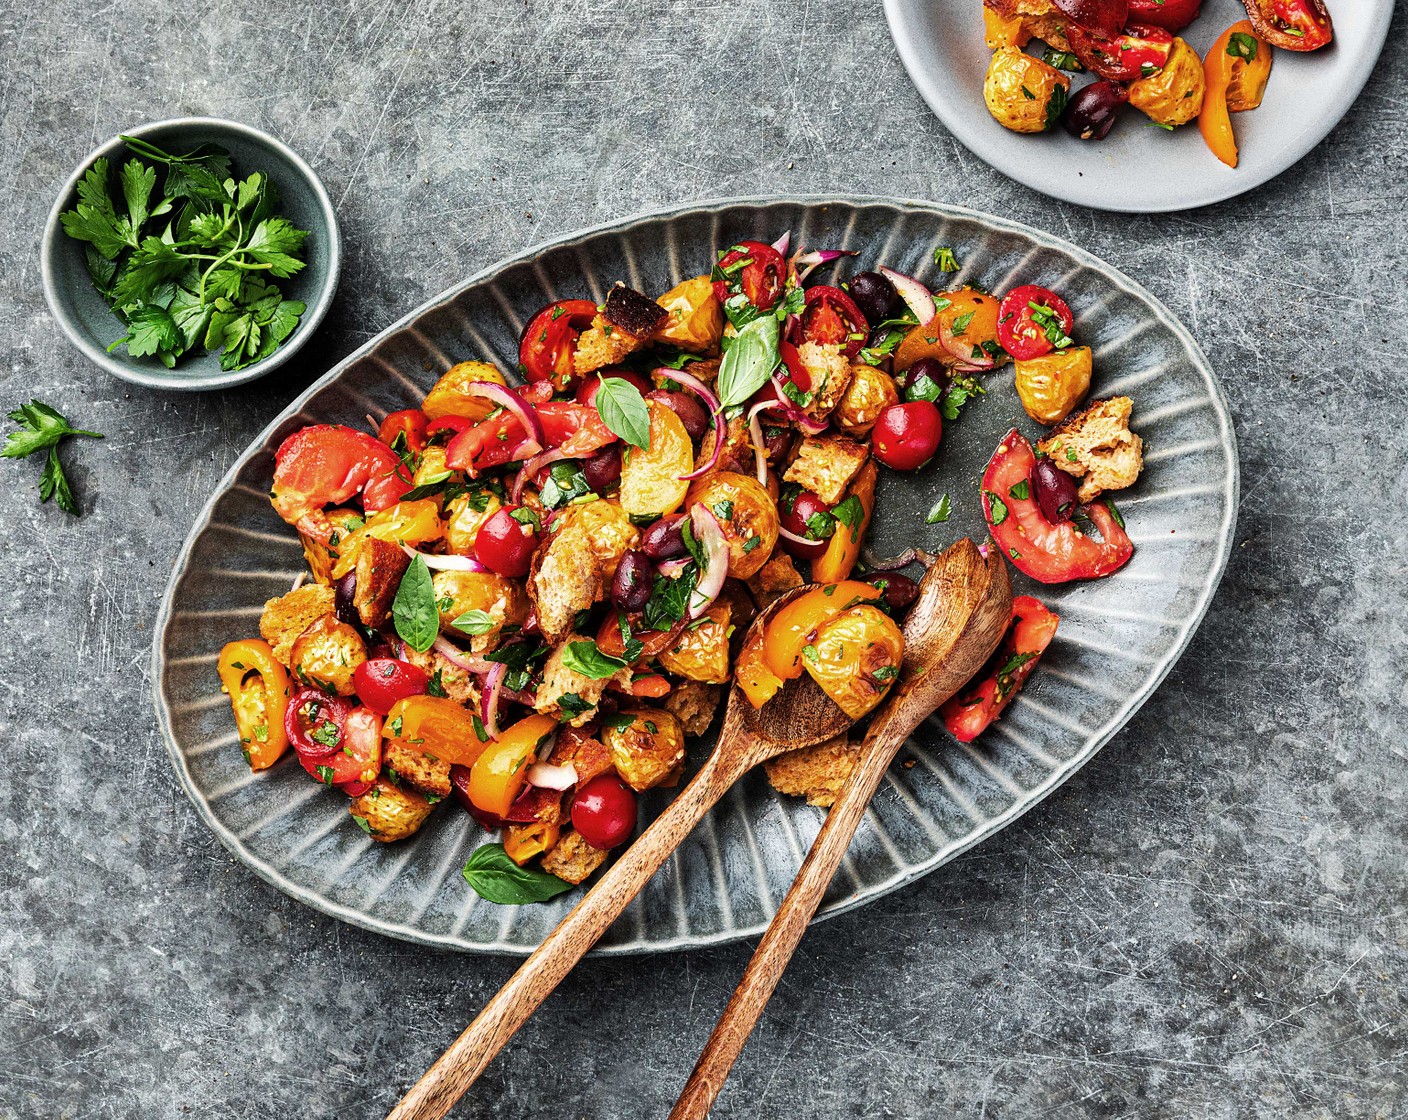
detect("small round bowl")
(41, 117), (341, 392)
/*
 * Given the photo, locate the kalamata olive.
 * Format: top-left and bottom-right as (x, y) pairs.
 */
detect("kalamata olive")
(763, 422), (795, 463)
(612, 549), (654, 611)
(640, 514), (687, 560)
(1032, 457), (1080, 523)
(868, 572), (920, 616)
(1061, 81), (1129, 142)
(582, 445), (622, 493)
(334, 572), (358, 626)
(847, 271), (901, 326)
(647, 389), (709, 442)
(901, 357), (949, 403)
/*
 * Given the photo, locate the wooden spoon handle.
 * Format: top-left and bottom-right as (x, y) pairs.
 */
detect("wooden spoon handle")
(387, 743), (755, 1120)
(668, 721), (906, 1120)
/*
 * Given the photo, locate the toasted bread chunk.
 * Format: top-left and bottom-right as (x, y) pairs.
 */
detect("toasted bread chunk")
(384, 741), (452, 799)
(354, 536), (411, 628)
(748, 550), (804, 610)
(259, 583), (337, 666)
(795, 341), (854, 420)
(763, 735), (862, 808)
(603, 284), (668, 339)
(663, 681), (723, 736)
(399, 645), (482, 707)
(534, 634), (633, 726)
(349, 779), (433, 842)
(547, 726), (615, 786)
(784, 434), (870, 506)
(573, 286), (668, 375)
(530, 502), (638, 643)
(541, 829), (608, 885)
(1037, 396), (1143, 503)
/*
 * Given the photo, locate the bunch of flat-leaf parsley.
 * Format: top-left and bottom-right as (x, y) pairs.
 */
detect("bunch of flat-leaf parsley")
(3, 400), (104, 515)
(60, 135), (309, 371)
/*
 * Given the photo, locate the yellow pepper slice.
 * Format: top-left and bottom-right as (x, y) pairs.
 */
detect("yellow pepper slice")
(217, 639), (292, 770)
(468, 713), (558, 818)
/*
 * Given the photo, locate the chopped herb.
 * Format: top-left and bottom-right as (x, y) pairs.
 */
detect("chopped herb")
(832, 494), (866, 541)
(539, 460), (592, 509)
(1226, 31), (1258, 60)
(986, 492), (1009, 526)
(1044, 49), (1081, 70)
(557, 692), (594, 718)
(873, 665), (898, 682)
(602, 712), (636, 734)
(1105, 498), (1125, 529)
(742, 534), (761, 553)
(932, 247), (960, 271)
(509, 506), (542, 532)
(712, 499), (734, 522)
(802, 644), (820, 666)
(1009, 480), (1030, 501)
(315, 765), (335, 786)
(950, 310), (975, 337)
(352, 815), (373, 834)
(926, 494), (951, 524)
(427, 669), (448, 698)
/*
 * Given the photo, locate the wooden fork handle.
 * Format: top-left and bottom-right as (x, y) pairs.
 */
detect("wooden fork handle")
(387, 744), (755, 1120)
(668, 722), (905, 1120)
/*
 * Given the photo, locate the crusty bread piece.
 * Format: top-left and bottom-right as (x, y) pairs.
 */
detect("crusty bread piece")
(384, 742), (452, 799)
(259, 583), (336, 666)
(763, 735), (862, 808)
(747, 550), (804, 610)
(354, 536), (410, 628)
(663, 681), (724, 736)
(795, 341), (854, 420)
(573, 285), (668, 375)
(784, 434), (870, 506)
(541, 829), (608, 885)
(1037, 395), (1144, 503)
(534, 633), (633, 726)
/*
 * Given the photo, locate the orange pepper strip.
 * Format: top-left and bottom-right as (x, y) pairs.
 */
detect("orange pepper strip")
(737, 636), (785, 711)
(1225, 24), (1272, 111)
(217, 640), (292, 771)
(505, 820), (562, 866)
(982, 7), (1029, 49)
(811, 461), (878, 584)
(468, 713), (558, 818)
(763, 581), (883, 683)
(384, 694), (491, 769)
(1201, 22), (1268, 168)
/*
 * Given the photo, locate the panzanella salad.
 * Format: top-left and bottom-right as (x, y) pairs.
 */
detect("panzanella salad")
(218, 233), (1146, 904)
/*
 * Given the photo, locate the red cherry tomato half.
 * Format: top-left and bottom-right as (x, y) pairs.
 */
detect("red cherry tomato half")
(537, 400), (617, 458)
(940, 597), (1060, 742)
(300, 706), (383, 792)
(284, 687), (352, 759)
(800, 285), (870, 360)
(998, 285), (1075, 362)
(1265, 0), (1333, 49)
(870, 401), (943, 471)
(377, 409), (428, 454)
(475, 506), (542, 578)
(352, 659), (430, 715)
(519, 298), (598, 393)
(425, 415), (475, 442)
(1127, 0), (1201, 30)
(779, 487), (834, 561)
(570, 774), (638, 850)
(574, 369), (652, 407)
(1068, 22), (1174, 82)
(712, 240), (786, 313)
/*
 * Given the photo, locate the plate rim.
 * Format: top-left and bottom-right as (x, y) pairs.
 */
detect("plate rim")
(151, 193), (1241, 955)
(880, 0), (1394, 214)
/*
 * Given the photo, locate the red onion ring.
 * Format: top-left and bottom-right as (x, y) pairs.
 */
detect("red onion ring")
(401, 544), (490, 573)
(793, 248), (858, 284)
(463, 382), (544, 448)
(512, 446), (573, 504)
(526, 761), (577, 790)
(776, 524), (817, 549)
(937, 319), (996, 371)
(862, 547), (917, 572)
(481, 661), (506, 739)
(432, 635), (495, 675)
(747, 400), (783, 486)
(687, 504), (730, 619)
(770, 231), (791, 256)
(656, 557), (692, 579)
(768, 372), (829, 435)
(879, 266), (937, 325)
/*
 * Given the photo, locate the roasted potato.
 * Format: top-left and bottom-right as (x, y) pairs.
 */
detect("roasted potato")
(659, 603), (731, 684)
(655, 275), (723, 354)
(422, 361), (508, 421)
(603, 709), (686, 791)
(802, 605), (903, 719)
(835, 366), (900, 437)
(353, 536), (411, 628)
(431, 569), (528, 652)
(1015, 345), (1093, 426)
(260, 583), (337, 666)
(619, 402), (694, 518)
(349, 778), (434, 842)
(289, 614), (368, 696)
(1128, 37), (1205, 127)
(684, 471), (779, 580)
(411, 445), (455, 489)
(444, 491), (502, 556)
(983, 47), (1070, 134)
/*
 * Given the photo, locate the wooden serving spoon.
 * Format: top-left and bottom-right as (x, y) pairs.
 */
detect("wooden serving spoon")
(669, 538), (1013, 1119)
(386, 585), (857, 1120)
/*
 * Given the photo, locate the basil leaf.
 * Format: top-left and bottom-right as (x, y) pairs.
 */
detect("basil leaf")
(561, 640), (630, 680)
(392, 556), (439, 652)
(716, 315), (780, 408)
(594, 377), (651, 450)
(452, 609), (497, 636)
(462, 843), (575, 905)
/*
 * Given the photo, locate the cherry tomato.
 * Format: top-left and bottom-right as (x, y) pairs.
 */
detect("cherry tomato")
(800, 285), (870, 360)
(712, 240), (786, 313)
(574, 369), (652, 407)
(940, 597), (1060, 742)
(425, 415), (474, 442)
(997, 285), (1075, 362)
(298, 706), (383, 793)
(519, 298), (598, 393)
(570, 774), (638, 850)
(537, 400), (617, 457)
(1127, 0), (1201, 30)
(284, 687), (351, 759)
(475, 505), (541, 577)
(870, 401), (942, 471)
(377, 410), (428, 454)
(777, 340), (812, 398)
(352, 659), (430, 715)
(779, 487), (834, 561)
(1068, 22), (1174, 82)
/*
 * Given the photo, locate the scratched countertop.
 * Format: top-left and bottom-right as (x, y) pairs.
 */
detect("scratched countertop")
(2, 2), (1405, 1117)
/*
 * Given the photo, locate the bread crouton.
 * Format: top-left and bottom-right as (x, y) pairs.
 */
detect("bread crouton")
(260, 583), (337, 666)
(349, 778), (433, 842)
(748, 551), (804, 610)
(299, 507), (365, 585)
(1037, 396), (1143, 503)
(354, 536), (410, 628)
(663, 681), (723, 736)
(399, 645), (482, 708)
(541, 829), (608, 884)
(384, 741), (453, 799)
(572, 286), (668, 375)
(984, 0), (1070, 49)
(530, 502), (639, 643)
(534, 634), (633, 726)
(715, 413), (756, 476)
(795, 341), (855, 420)
(763, 735), (862, 807)
(552, 501), (640, 581)
(784, 434), (870, 506)
(547, 726), (615, 786)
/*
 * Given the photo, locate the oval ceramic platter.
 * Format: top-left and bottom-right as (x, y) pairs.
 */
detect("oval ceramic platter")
(154, 197), (1238, 955)
(883, 0), (1391, 212)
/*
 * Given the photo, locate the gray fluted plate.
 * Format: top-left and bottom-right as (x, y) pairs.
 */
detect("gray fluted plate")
(153, 197), (1238, 955)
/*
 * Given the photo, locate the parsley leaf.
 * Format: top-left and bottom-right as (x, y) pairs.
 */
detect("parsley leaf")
(4, 400), (104, 516)
(932, 246), (960, 271)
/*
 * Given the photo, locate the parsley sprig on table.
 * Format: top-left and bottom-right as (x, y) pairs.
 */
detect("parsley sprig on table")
(3, 400), (104, 515)
(60, 135), (309, 371)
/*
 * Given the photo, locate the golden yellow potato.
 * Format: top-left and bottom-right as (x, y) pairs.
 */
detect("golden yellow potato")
(299, 507), (365, 585)
(619, 401), (694, 518)
(835, 365), (900, 437)
(444, 491), (502, 556)
(1128, 38), (1205, 127)
(411, 446), (454, 488)
(550, 499), (640, 580)
(983, 6), (1029, 49)
(983, 47), (1070, 134)
(421, 361), (508, 421)
(684, 471), (780, 581)
(658, 603), (731, 684)
(431, 569), (529, 650)
(604, 709), (686, 791)
(289, 615), (367, 696)
(1015, 346), (1093, 426)
(655, 275), (723, 353)
(802, 605), (904, 719)
(349, 778), (434, 842)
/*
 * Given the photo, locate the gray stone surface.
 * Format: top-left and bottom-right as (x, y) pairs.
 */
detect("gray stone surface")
(1, 1), (1405, 1116)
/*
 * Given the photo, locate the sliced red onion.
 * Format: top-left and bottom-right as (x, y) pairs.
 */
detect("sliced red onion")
(501, 685), (538, 706)
(938, 317), (996, 370)
(770, 231), (791, 256)
(512, 446), (573, 504)
(879, 266), (937, 325)
(526, 761), (578, 790)
(769, 372), (829, 435)
(782, 312), (802, 346)
(463, 381), (544, 448)
(977, 542), (991, 559)
(657, 366), (725, 482)
(687, 503), (730, 619)
(481, 661), (506, 739)
(433, 635), (495, 675)
(365, 413), (381, 435)
(794, 248), (858, 283)
(401, 545), (490, 573)
(777, 524), (816, 549)
(862, 547), (917, 572)
(290, 571), (308, 592)
(747, 400), (783, 486)
(656, 557), (692, 579)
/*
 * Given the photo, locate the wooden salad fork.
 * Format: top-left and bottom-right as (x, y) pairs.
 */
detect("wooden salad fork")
(669, 538), (1013, 1119)
(387, 586), (858, 1120)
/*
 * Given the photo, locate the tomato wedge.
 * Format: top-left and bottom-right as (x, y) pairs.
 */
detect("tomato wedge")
(520, 299), (598, 393)
(981, 430), (1133, 583)
(1244, 0), (1332, 50)
(538, 400), (617, 457)
(298, 706), (383, 793)
(800, 285), (869, 359)
(1068, 22), (1174, 82)
(1128, 0), (1201, 30)
(270, 425), (412, 536)
(940, 596), (1059, 742)
(712, 240), (786, 313)
(998, 285), (1074, 362)
(443, 383), (552, 475)
(377, 410), (428, 454)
